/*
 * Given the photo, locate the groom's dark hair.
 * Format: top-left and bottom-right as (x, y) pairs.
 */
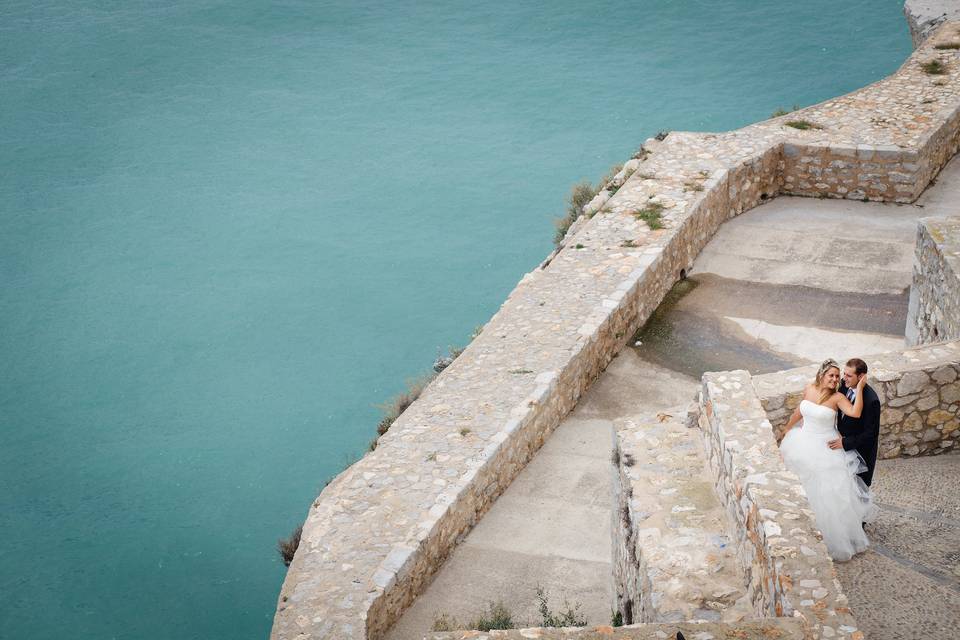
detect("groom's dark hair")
(846, 358), (868, 375)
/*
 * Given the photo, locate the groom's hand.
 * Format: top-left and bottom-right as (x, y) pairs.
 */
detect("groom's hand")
(827, 437), (843, 450)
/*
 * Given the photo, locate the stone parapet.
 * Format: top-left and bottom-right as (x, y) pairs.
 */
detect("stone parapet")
(612, 410), (749, 625)
(752, 341), (960, 458)
(907, 216), (960, 345)
(700, 372), (862, 640)
(272, 26), (960, 640)
(422, 618), (807, 640)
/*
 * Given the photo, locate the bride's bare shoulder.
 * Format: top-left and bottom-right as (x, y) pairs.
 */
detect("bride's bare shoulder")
(825, 390), (844, 406)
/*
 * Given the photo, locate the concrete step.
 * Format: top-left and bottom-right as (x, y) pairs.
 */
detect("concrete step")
(613, 406), (753, 625)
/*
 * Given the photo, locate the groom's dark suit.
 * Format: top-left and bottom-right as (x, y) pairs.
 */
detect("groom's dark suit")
(837, 382), (881, 486)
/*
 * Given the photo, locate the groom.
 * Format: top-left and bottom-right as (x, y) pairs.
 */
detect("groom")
(828, 358), (881, 486)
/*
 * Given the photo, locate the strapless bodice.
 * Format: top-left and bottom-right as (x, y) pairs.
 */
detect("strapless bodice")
(799, 399), (838, 435)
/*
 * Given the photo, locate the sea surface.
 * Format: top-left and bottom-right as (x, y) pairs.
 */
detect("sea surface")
(0, 2), (912, 638)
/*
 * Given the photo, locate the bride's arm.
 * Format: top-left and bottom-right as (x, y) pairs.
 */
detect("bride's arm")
(784, 405), (802, 430)
(778, 406), (802, 446)
(836, 376), (867, 418)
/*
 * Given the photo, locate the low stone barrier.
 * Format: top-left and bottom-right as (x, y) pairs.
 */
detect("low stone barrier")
(752, 341), (960, 458)
(273, 26), (960, 639)
(422, 618), (807, 640)
(699, 371), (862, 640)
(907, 217), (960, 346)
(612, 411), (750, 625)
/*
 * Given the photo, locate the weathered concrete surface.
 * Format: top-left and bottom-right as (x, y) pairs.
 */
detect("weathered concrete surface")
(635, 154), (960, 376)
(693, 197), (924, 295)
(386, 353), (697, 638)
(905, 0), (960, 47)
(634, 196), (925, 375)
(835, 454), (960, 640)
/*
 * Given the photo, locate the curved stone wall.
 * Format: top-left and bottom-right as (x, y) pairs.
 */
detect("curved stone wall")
(272, 24), (960, 640)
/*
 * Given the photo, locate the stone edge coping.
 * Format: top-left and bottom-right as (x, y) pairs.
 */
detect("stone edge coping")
(273, 24), (960, 640)
(701, 371), (862, 640)
(921, 215), (960, 263)
(420, 618), (807, 640)
(750, 341), (960, 402)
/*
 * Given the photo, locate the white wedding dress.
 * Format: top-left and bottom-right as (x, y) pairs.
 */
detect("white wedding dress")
(779, 399), (878, 561)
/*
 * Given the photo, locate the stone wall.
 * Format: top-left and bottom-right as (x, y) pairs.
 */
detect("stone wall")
(752, 341), (960, 459)
(612, 431), (647, 626)
(699, 371), (863, 640)
(779, 142), (922, 203)
(907, 217), (960, 345)
(272, 25), (960, 640)
(425, 618), (807, 640)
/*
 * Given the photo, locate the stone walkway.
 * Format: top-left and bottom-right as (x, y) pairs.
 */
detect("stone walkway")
(836, 455), (960, 639)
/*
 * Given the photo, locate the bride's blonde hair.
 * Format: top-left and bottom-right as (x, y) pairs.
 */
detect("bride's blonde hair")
(814, 358), (840, 404)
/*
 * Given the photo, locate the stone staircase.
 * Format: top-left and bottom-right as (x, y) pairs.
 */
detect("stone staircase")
(613, 406), (753, 625)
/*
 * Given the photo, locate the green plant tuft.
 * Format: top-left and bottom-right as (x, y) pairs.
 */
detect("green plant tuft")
(633, 202), (666, 230)
(553, 181), (598, 245)
(770, 104), (800, 118)
(921, 60), (947, 74)
(469, 601), (515, 631)
(536, 586), (587, 627)
(612, 609), (624, 627)
(432, 613), (458, 632)
(277, 524), (303, 567)
(784, 120), (822, 131)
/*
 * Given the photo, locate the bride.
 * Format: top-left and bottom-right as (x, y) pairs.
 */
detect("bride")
(779, 359), (878, 561)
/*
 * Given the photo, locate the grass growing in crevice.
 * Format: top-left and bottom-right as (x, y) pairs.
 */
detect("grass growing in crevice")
(600, 163), (624, 193)
(770, 104), (799, 118)
(277, 524), (303, 567)
(632, 202), (666, 230)
(536, 585), (587, 627)
(431, 602), (515, 632)
(372, 375), (432, 450)
(370, 325), (483, 451)
(921, 59), (947, 75)
(553, 180), (599, 245)
(784, 120), (822, 131)
(431, 588), (588, 632)
(612, 609), (624, 627)
(431, 613), (458, 631)
(553, 162), (637, 245)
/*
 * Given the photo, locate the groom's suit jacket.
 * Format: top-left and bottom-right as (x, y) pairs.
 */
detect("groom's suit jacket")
(837, 382), (881, 486)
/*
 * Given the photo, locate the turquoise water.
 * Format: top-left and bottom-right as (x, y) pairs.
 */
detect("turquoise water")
(0, 2), (911, 638)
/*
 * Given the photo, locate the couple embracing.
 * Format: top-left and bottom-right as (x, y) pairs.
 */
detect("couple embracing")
(779, 358), (881, 561)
